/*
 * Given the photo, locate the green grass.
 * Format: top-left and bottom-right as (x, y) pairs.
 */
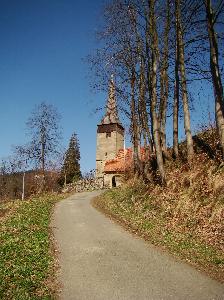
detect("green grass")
(93, 187), (224, 282)
(0, 194), (64, 300)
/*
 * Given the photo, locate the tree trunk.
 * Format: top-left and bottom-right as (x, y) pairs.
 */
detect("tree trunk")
(146, 66), (154, 153)
(138, 58), (152, 177)
(173, 36), (180, 158)
(159, 70), (168, 154)
(205, 0), (224, 159)
(149, 0), (166, 185)
(41, 130), (46, 190)
(176, 0), (194, 162)
(41, 143), (45, 176)
(159, 0), (170, 155)
(131, 73), (140, 174)
(173, 64), (180, 158)
(64, 172), (67, 186)
(139, 59), (153, 150)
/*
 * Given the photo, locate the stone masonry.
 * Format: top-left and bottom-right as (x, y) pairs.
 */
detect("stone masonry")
(96, 76), (125, 185)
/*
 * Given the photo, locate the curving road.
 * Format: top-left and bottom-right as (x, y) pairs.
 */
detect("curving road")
(52, 191), (224, 300)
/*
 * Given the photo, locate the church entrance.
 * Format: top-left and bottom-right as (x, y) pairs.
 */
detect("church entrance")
(111, 175), (122, 188)
(112, 176), (116, 187)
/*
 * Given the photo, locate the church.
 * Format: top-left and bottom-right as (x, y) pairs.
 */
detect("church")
(95, 77), (133, 188)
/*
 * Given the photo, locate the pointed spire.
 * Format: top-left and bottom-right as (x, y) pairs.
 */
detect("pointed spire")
(101, 75), (121, 125)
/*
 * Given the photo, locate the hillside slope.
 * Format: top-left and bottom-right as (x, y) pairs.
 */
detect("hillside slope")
(93, 129), (224, 282)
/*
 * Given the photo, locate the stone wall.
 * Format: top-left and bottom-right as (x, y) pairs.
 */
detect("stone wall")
(96, 127), (124, 178)
(62, 177), (105, 193)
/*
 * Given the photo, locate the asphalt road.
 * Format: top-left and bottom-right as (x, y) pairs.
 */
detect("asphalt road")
(52, 191), (224, 300)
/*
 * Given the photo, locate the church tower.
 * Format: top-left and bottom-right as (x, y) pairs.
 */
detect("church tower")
(96, 76), (124, 179)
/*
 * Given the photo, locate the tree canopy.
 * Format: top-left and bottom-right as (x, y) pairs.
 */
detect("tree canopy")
(60, 132), (81, 185)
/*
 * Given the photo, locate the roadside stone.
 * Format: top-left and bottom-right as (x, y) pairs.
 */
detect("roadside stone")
(62, 177), (105, 193)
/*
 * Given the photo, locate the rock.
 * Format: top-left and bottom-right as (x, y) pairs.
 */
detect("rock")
(62, 177), (105, 193)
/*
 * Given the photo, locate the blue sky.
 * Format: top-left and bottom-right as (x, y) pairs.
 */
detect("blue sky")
(0, 0), (108, 173)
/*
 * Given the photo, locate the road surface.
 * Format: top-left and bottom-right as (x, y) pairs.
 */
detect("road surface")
(52, 191), (224, 300)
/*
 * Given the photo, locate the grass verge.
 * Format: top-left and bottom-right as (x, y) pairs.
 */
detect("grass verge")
(93, 187), (224, 283)
(0, 194), (65, 300)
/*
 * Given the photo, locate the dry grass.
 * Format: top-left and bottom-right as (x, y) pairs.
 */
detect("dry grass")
(93, 129), (224, 282)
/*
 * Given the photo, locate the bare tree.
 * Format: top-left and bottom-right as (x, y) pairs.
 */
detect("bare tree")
(26, 102), (62, 188)
(148, 0), (166, 184)
(89, 0), (224, 183)
(159, 0), (171, 156)
(175, 0), (194, 163)
(204, 0), (224, 159)
(173, 42), (180, 158)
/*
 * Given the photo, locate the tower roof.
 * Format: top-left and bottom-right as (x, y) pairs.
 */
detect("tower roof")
(101, 75), (121, 125)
